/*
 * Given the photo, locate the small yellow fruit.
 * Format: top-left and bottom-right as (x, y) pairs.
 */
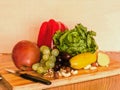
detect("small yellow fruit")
(70, 52), (97, 69)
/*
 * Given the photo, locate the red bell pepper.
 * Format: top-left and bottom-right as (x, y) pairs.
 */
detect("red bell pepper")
(58, 21), (68, 32)
(37, 19), (68, 49)
(37, 21), (48, 48)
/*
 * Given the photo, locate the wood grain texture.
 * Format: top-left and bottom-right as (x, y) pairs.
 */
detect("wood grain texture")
(48, 74), (120, 90)
(0, 52), (120, 90)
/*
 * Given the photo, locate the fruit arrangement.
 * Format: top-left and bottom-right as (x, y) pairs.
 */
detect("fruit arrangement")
(12, 19), (110, 79)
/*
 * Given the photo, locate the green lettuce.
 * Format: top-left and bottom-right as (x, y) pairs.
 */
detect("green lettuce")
(53, 24), (98, 56)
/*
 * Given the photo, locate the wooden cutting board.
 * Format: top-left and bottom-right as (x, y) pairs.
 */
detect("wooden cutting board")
(0, 53), (120, 90)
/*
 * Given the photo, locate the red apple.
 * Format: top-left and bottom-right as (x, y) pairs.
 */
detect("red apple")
(12, 40), (40, 71)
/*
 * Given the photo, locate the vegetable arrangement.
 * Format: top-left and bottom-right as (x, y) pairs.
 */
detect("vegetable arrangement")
(12, 19), (110, 79)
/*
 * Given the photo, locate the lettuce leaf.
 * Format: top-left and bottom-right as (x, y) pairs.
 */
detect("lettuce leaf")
(53, 24), (98, 56)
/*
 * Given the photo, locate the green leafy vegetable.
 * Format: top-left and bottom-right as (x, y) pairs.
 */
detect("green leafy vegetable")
(53, 23), (98, 56)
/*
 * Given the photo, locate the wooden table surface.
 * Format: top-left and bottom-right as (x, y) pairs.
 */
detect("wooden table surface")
(0, 51), (120, 90)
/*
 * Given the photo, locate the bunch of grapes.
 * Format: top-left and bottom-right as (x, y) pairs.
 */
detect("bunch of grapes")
(32, 45), (59, 74)
(53, 52), (72, 72)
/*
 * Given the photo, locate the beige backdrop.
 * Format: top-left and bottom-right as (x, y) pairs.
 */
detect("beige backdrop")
(0, 0), (120, 53)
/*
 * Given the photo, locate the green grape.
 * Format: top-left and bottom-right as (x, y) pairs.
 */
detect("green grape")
(40, 45), (49, 52)
(40, 59), (45, 66)
(43, 66), (48, 73)
(32, 63), (40, 71)
(37, 66), (46, 74)
(51, 49), (59, 56)
(42, 54), (49, 61)
(49, 55), (56, 62)
(42, 47), (50, 55)
(45, 60), (55, 69)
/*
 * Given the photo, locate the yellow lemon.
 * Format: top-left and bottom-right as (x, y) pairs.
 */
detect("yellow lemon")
(70, 52), (97, 69)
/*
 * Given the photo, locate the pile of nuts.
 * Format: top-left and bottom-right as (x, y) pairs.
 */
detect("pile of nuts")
(43, 67), (78, 79)
(43, 63), (99, 79)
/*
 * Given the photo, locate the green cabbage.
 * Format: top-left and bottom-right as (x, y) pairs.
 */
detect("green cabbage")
(53, 24), (98, 56)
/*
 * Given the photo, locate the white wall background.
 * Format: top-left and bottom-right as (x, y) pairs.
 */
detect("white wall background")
(0, 0), (120, 53)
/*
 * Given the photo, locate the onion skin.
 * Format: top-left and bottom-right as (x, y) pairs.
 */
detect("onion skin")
(12, 40), (40, 71)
